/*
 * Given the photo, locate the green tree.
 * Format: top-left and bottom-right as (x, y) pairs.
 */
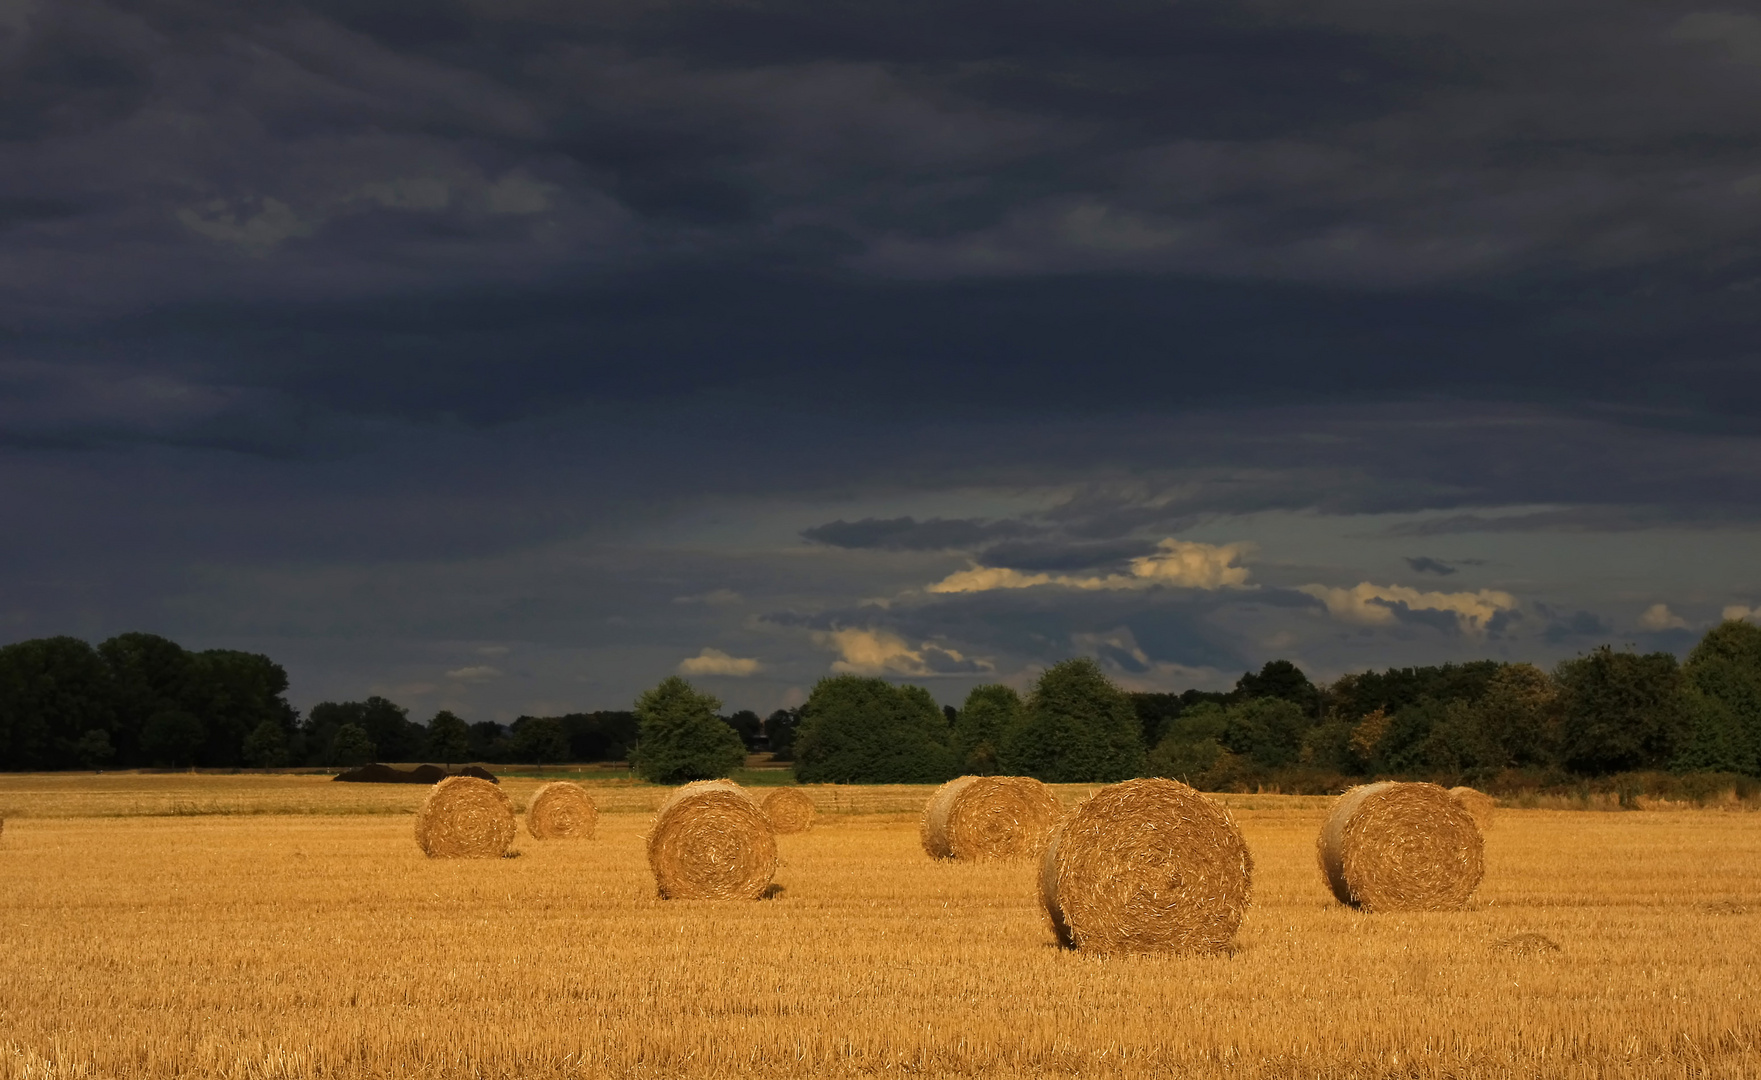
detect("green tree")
(953, 684), (1024, 774)
(1476, 662), (1561, 768)
(100, 633), (193, 765)
(1147, 702), (1230, 781)
(794, 676), (956, 784)
(632, 677), (746, 784)
(425, 710), (472, 764)
(1000, 658), (1145, 782)
(1556, 646), (1688, 774)
(1219, 696), (1310, 769)
(721, 710), (765, 751)
(512, 716), (570, 763)
(1675, 620), (1761, 775)
(0, 636), (114, 770)
(141, 709), (205, 767)
(329, 723), (376, 768)
(241, 720), (290, 768)
(765, 709), (800, 761)
(72, 728), (116, 769)
(1235, 659), (1321, 716)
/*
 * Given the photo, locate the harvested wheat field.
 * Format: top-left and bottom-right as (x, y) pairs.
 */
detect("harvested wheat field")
(0, 774), (1759, 1078)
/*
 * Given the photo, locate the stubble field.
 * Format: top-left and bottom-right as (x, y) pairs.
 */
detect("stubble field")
(0, 773), (1757, 1079)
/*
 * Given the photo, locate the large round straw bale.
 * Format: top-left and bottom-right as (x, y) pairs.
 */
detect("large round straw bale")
(526, 781), (598, 840)
(648, 780), (778, 900)
(921, 775), (1061, 861)
(1318, 781), (1484, 912)
(1448, 785), (1497, 831)
(761, 787), (816, 833)
(415, 776), (516, 859)
(1038, 777), (1253, 954)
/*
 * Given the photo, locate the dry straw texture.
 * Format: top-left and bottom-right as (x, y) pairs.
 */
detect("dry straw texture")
(1448, 785), (1497, 831)
(525, 781), (598, 840)
(921, 775), (1061, 861)
(1317, 781), (1484, 912)
(414, 776), (516, 859)
(648, 779), (778, 900)
(1038, 777), (1253, 954)
(761, 787), (816, 833)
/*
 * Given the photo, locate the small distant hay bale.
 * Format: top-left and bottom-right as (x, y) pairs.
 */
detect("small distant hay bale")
(921, 775), (1062, 862)
(526, 781), (598, 840)
(1318, 781), (1484, 912)
(648, 780), (778, 900)
(761, 787), (816, 833)
(414, 776), (516, 859)
(1492, 932), (1561, 955)
(1448, 786), (1497, 830)
(1038, 777), (1253, 954)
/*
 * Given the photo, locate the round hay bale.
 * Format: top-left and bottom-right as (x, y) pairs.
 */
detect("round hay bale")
(921, 775), (1061, 862)
(761, 787), (816, 833)
(1317, 781), (1484, 912)
(414, 775), (516, 859)
(1448, 785), (1497, 831)
(526, 781), (598, 840)
(1038, 777), (1253, 954)
(648, 779), (778, 900)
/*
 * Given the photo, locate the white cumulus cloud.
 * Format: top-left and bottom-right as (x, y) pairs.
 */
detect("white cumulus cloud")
(1724, 604), (1760, 623)
(444, 665), (501, 682)
(812, 627), (992, 677)
(1298, 582), (1518, 634)
(927, 538), (1252, 594)
(677, 648), (763, 677)
(1639, 603), (1688, 630)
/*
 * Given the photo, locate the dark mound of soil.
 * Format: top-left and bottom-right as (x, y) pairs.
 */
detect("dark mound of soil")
(333, 763), (498, 784)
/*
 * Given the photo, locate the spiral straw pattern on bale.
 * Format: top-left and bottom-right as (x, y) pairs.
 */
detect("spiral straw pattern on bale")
(1038, 777), (1253, 954)
(761, 787), (816, 833)
(1448, 785), (1497, 831)
(1317, 781), (1484, 912)
(921, 775), (1062, 862)
(525, 781), (598, 840)
(648, 780), (778, 900)
(414, 776), (516, 859)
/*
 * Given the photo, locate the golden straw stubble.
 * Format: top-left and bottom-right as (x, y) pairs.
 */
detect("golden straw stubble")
(1318, 781), (1484, 912)
(921, 775), (1061, 861)
(761, 787), (816, 833)
(648, 779), (778, 900)
(1448, 785), (1497, 831)
(414, 776), (516, 859)
(1039, 777), (1253, 954)
(526, 781), (598, 840)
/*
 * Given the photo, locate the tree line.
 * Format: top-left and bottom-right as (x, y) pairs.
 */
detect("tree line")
(3, 622), (1759, 789)
(630, 620), (1761, 790)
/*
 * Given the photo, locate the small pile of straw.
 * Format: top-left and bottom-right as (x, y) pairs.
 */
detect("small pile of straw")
(1448, 785), (1497, 831)
(648, 780), (778, 900)
(1039, 777), (1253, 954)
(1317, 781), (1484, 912)
(761, 787), (816, 833)
(921, 775), (1061, 862)
(414, 776), (516, 859)
(1491, 932), (1560, 955)
(526, 781), (598, 840)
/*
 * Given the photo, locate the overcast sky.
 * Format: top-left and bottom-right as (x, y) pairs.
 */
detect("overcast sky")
(4, 0), (1760, 721)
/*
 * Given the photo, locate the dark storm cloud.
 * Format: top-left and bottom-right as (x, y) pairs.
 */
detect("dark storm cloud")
(5, 0), (1761, 711)
(2, 0), (1760, 435)
(1542, 608), (1614, 644)
(800, 516), (1033, 551)
(1405, 556), (1457, 576)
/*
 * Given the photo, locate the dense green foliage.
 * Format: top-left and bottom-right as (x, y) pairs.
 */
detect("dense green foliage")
(1001, 658), (1145, 783)
(0, 633), (297, 769)
(794, 675), (956, 783)
(953, 684), (1024, 774)
(8, 622), (1761, 788)
(630, 677), (747, 784)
